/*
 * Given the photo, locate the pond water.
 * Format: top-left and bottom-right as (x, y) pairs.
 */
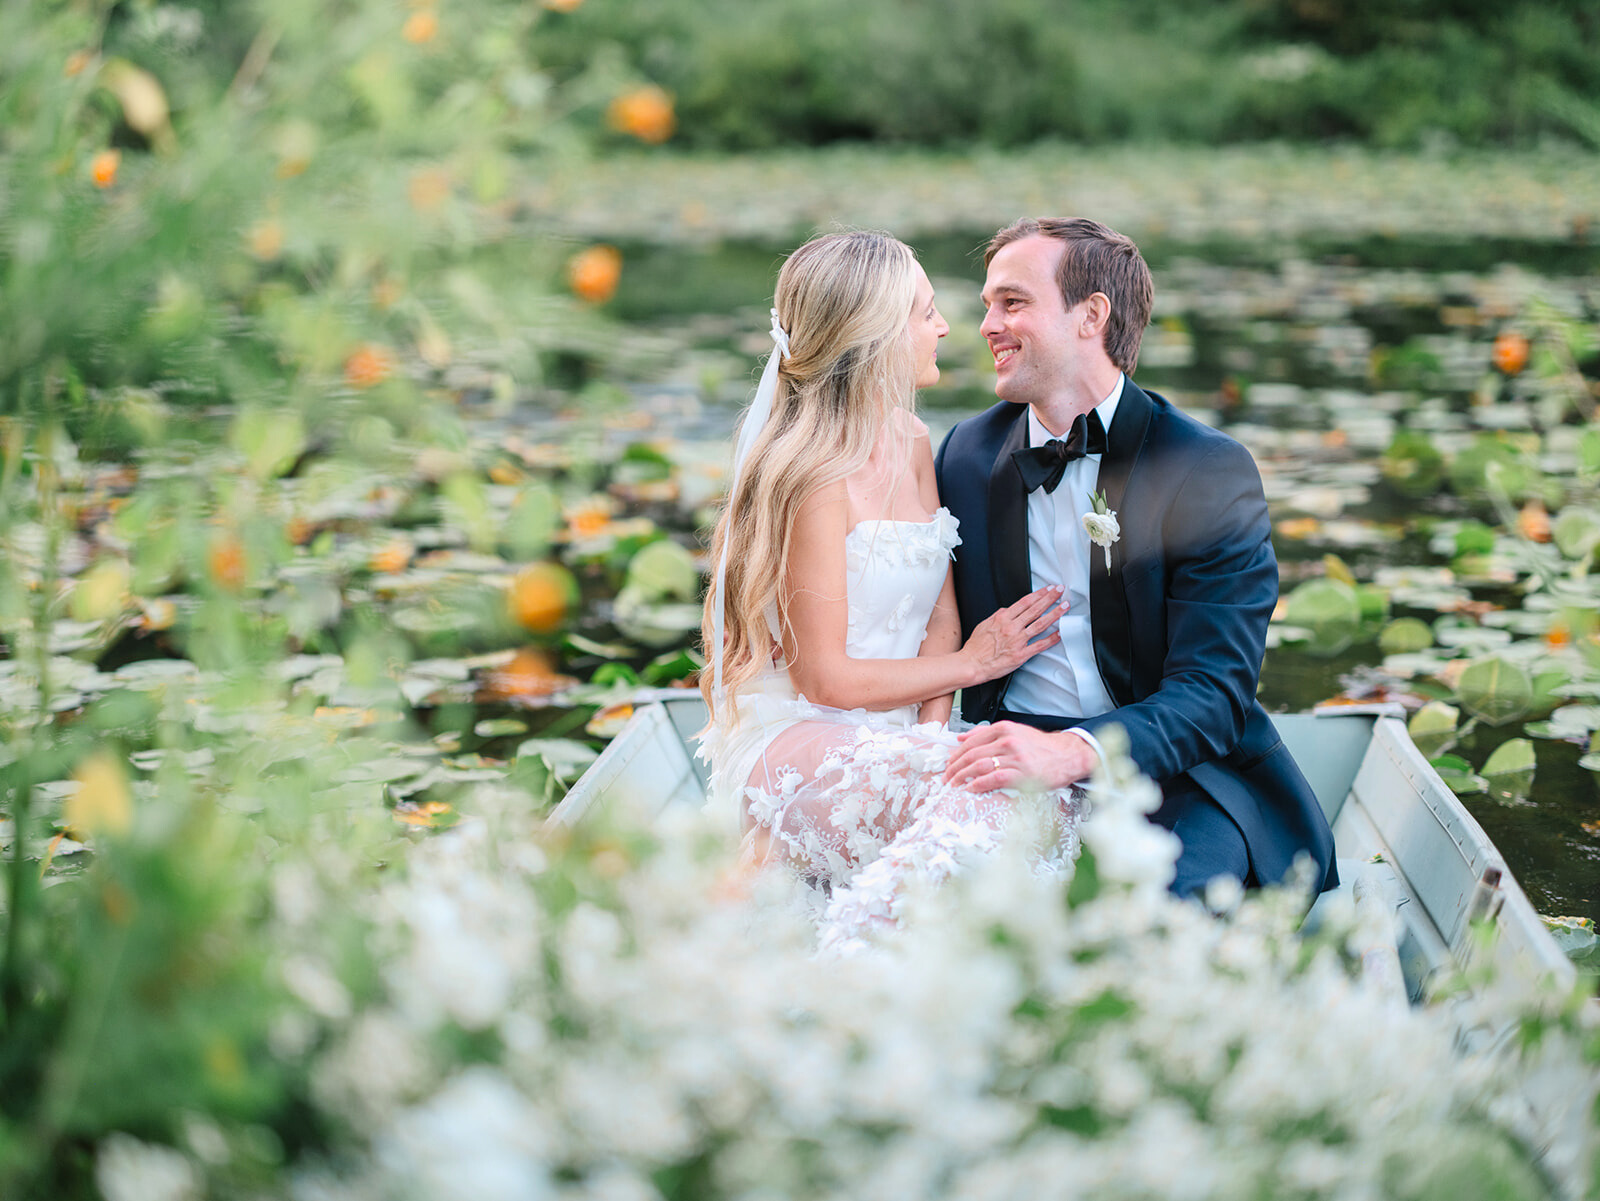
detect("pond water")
(592, 230), (1600, 922)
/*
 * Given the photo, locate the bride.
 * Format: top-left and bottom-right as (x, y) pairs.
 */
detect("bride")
(698, 231), (1084, 947)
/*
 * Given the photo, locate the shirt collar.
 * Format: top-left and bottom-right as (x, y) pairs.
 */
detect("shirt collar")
(1028, 373), (1124, 449)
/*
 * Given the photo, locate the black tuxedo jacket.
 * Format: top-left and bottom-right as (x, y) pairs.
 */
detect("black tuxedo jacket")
(934, 380), (1336, 892)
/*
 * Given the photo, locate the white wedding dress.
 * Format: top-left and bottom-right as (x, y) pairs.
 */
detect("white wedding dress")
(699, 508), (1083, 952)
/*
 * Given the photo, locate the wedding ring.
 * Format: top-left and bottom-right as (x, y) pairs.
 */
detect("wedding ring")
(990, 756), (1000, 773)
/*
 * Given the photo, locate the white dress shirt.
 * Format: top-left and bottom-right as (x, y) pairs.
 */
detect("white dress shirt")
(1002, 374), (1123, 725)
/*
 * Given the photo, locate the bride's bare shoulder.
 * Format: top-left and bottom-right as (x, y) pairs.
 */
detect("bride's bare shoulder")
(889, 407), (931, 440)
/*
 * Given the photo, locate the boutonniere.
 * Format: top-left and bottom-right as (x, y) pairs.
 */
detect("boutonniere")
(1082, 490), (1121, 570)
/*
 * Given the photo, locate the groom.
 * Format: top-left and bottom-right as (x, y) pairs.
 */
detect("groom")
(935, 218), (1336, 899)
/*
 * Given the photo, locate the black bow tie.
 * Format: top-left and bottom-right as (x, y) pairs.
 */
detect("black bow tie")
(1011, 410), (1108, 493)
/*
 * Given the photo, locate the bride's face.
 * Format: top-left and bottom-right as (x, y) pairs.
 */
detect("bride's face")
(907, 265), (949, 388)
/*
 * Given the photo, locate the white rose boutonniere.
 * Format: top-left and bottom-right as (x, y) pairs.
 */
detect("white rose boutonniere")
(1082, 490), (1121, 570)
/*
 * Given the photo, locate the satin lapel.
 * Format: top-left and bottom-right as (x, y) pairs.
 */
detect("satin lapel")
(1089, 380), (1154, 707)
(987, 407), (1034, 609)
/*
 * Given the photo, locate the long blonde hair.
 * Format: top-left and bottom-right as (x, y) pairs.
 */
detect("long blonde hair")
(701, 231), (920, 718)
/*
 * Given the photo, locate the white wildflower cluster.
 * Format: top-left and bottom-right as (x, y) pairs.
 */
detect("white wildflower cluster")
(96, 743), (1597, 1201)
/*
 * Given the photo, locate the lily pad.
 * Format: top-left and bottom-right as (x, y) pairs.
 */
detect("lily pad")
(1541, 915), (1597, 963)
(1523, 704), (1600, 742)
(642, 647), (704, 685)
(613, 588), (703, 648)
(1551, 507), (1600, 561)
(1481, 737), (1537, 803)
(1380, 430), (1444, 497)
(1281, 578), (1361, 656)
(514, 737), (599, 782)
(1407, 701), (1460, 758)
(1431, 753), (1487, 795)
(1378, 617), (1434, 655)
(1454, 655), (1534, 726)
(624, 539), (700, 602)
(473, 718), (528, 738)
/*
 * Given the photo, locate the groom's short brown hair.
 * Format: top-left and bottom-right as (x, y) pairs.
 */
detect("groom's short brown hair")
(986, 218), (1154, 375)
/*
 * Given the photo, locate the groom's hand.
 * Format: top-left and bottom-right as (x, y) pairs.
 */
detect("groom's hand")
(945, 722), (1099, 793)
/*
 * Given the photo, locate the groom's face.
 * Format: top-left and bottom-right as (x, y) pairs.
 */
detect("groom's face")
(980, 235), (1090, 415)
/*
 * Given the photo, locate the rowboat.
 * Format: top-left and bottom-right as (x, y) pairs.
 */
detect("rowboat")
(552, 692), (1577, 1001)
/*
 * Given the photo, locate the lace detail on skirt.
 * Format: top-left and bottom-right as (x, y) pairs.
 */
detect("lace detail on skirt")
(736, 718), (1083, 954)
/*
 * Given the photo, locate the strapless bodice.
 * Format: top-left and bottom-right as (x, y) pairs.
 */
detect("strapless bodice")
(842, 507), (961, 661)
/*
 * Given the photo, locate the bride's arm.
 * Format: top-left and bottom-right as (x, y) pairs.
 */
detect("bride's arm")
(917, 573), (961, 724)
(782, 483), (1062, 713)
(912, 422), (959, 724)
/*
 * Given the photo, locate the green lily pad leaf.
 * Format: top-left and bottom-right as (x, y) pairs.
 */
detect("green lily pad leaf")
(232, 406), (306, 480)
(70, 559), (132, 623)
(1434, 623), (1511, 651)
(1541, 915), (1597, 961)
(514, 737), (598, 782)
(1452, 521), (1496, 557)
(1408, 701), (1460, 758)
(565, 632), (634, 660)
(624, 539), (699, 602)
(1530, 668), (1571, 716)
(1380, 430), (1444, 497)
(506, 482), (561, 560)
(1381, 650), (1452, 679)
(642, 647), (705, 685)
(1282, 578), (1361, 656)
(1455, 655), (1533, 726)
(1449, 434), (1534, 500)
(1523, 704), (1600, 742)
(1431, 754), (1487, 795)
(1551, 507), (1600, 561)
(473, 718), (528, 738)
(1379, 617), (1434, 655)
(1321, 554), (1357, 587)
(613, 587), (702, 648)
(1265, 625), (1310, 648)
(1481, 737), (1537, 803)
(1354, 584), (1389, 625)
(591, 662), (641, 688)
(335, 757), (429, 784)
(1579, 428), (1600, 477)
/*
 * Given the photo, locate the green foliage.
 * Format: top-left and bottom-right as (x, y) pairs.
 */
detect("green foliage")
(0, 0), (619, 454)
(0, 1), (685, 1194)
(1458, 655), (1536, 727)
(1283, 577), (1362, 655)
(533, 0), (1600, 150)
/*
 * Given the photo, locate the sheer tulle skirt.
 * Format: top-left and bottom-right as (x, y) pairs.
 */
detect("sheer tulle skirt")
(701, 679), (1084, 953)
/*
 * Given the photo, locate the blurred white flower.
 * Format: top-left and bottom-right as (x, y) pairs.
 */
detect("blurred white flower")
(96, 1135), (199, 1201)
(375, 1067), (553, 1201)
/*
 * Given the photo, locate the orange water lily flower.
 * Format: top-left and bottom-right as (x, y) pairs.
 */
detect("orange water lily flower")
(67, 751), (134, 839)
(508, 562), (574, 632)
(208, 536), (246, 590)
(248, 219), (284, 261)
(482, 647), (572, 701)
(370, 538), (413, 574)
(402, 9), (438, 43)
(1492, 331), (1530, 375)
(90, 149), (121, 188)
(1517, 500), (1552, 543)
(606, 86), (675, 143)
(542, 0), (585, 10)
(64, 50), (94, 77)
(407, 168), (451, 212)
(567, 245), (622, 303)
(344, 344), (393, 389)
